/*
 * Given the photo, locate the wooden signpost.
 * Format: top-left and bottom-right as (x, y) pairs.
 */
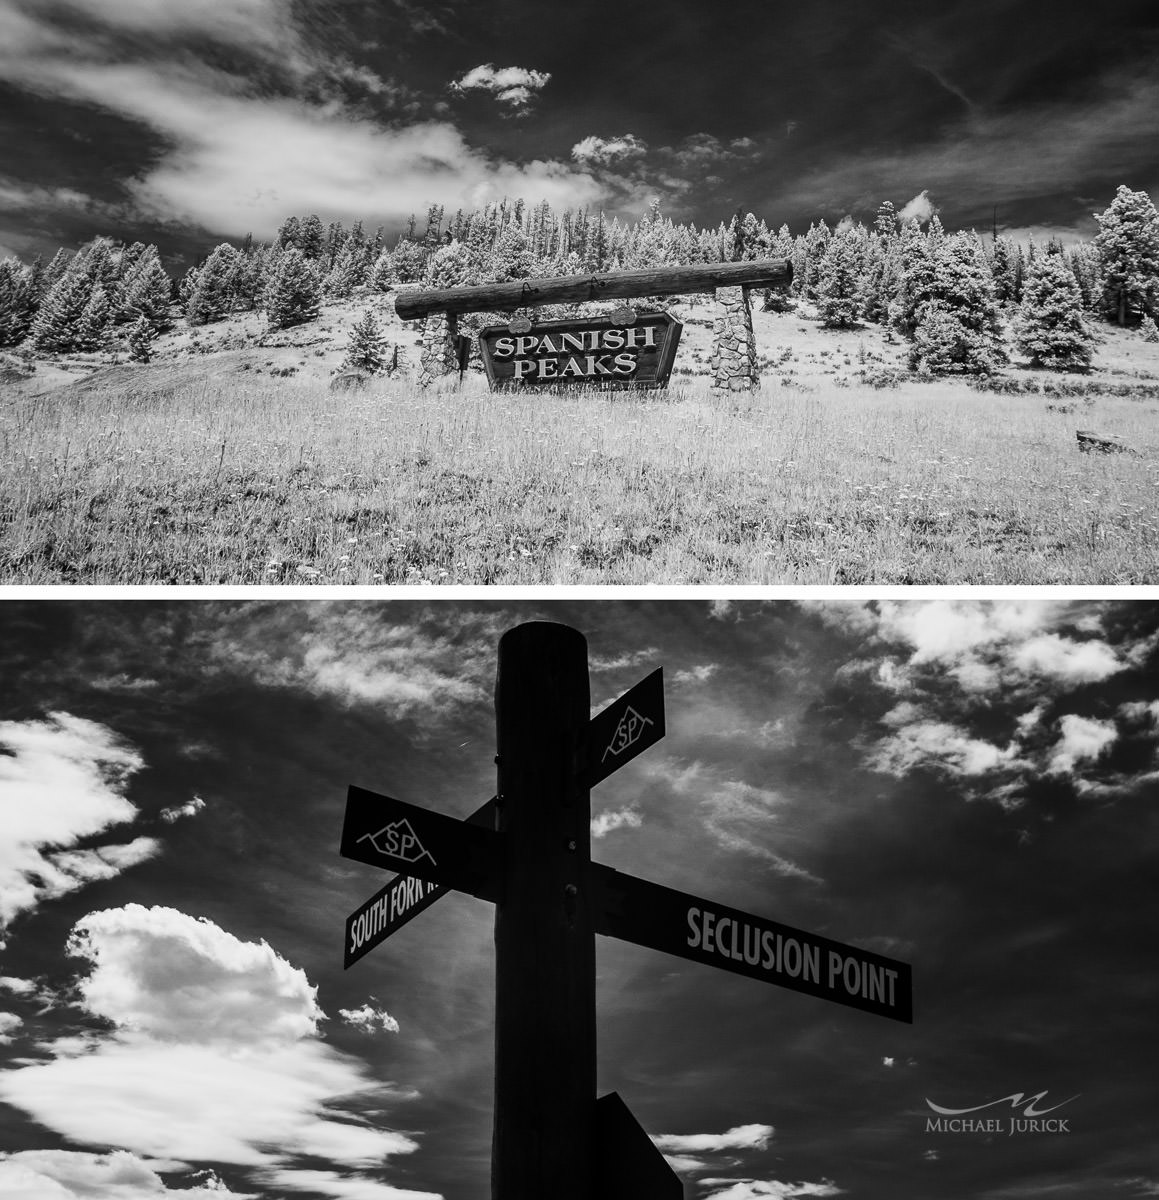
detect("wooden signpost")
(339, 622), (913, 1200)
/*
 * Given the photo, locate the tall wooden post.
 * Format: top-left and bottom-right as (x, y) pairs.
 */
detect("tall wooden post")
(493, 622), (595, 1200)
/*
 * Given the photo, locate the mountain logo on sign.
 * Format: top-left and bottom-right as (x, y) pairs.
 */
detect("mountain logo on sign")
(602, 705), (654, 762)
(358, 818), (437, 865)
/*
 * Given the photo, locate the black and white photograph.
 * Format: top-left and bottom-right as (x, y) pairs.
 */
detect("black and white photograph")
(0, 598), (1156, 1200)
(1, 2), (1159, 582)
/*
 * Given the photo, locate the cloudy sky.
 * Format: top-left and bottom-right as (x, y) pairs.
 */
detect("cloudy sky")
(0, 598), (1156, 1200)
(1, 0), (1157, 264)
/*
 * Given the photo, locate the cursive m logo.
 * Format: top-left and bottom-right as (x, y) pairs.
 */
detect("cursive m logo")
(925, 1091), (1079, 1118)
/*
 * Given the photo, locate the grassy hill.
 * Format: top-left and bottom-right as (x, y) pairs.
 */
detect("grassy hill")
(3, 292), (1158, 584)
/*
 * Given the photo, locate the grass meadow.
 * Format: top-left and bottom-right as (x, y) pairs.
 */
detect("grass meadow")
(3, 366), (1158, 584)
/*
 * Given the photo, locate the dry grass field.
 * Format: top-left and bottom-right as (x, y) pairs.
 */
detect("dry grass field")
(3, 300), (1158, 584)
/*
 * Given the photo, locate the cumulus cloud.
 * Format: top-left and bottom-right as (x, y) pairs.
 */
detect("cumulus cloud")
(0, 713), (157, 938)
(66, 904), (323, 1044)
(898, 189), (937, 223)
(1046, 715), (1117, 776)
(1009, 635), (1123, 684)
(452, 64), (551, 109)
(159, 796), (206, 823)
(702, 1182), (844, 1200)
(673, 664), (719, 686)
(0, 906), (423, 1197)
(590, 807), (643, 838)
(339, 1004), (400, 1035)
(0, 1011), (22, 1043)
(0, 1150), (250, 1199)
(571, 134), (649, 168)
(867, 721), (1023, 779)
(653, 1125), (775, 1154)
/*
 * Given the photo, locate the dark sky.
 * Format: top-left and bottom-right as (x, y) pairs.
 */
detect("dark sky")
(1, 0), (1158, 266)
(0, 598), (1157, 1200)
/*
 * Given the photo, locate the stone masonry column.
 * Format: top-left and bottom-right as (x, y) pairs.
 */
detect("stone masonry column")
(710, 285), (759, 391)
(417, 310), (459, 387)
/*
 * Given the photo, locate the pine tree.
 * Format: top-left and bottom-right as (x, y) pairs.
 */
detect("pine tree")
(816, 232), (862, 328)
(299, 214), (325, 260)
(342, 311), (388, 374)
(425, 239), (473, 289)
(391, 239), (427, 283)
(185, 243), (241, 326)
(908, 232), (1007, 375)
(117, 247), (172, 329)
(989, 236), (1019, 304)
(74, 284), (112, 352)
(0, 259), (36, 346)
(889, 220), (938, 337)
(1094, 184), (1159, 325)
(874, 200), (898, 240)
(265, 246), (322, 330)
(37, 248), (71, 300)
(1013, 252), (1093, 369)
(488, 225), (537, 282)
(1140, 314), (1159, 343)
(28, 252), (100, 351)
(370, 251), (394, 292)
(323, 246), (363, 298)
(277, 215), (302, 249)
(126, 313), (158, 362)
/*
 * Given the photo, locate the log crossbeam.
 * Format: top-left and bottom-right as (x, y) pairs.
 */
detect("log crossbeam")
(394, 257), (792, 320)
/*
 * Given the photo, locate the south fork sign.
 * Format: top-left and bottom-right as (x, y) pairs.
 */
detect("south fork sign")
(338, 623), (912, 1200)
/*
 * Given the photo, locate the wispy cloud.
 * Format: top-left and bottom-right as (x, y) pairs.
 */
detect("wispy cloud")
(0, 713), (157, 941)
(0, 4), (604, 239)
(591, 806), (643, 838)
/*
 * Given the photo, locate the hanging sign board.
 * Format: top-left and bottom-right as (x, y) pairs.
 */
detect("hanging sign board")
(477, 310), (682, 390)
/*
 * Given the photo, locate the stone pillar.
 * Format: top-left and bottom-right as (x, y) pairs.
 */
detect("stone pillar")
(710, 285), (759, 391)
(417, 310), (459, 387)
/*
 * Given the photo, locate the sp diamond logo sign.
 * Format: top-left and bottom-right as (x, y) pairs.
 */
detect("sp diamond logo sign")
(587, 668), (664, 788)
(340, 786), (502, 901)
(359, 818), (435, 866)
(602, 706), (653, 763)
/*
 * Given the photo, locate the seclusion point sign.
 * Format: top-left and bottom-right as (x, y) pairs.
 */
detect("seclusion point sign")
(477, 311), (682, 389)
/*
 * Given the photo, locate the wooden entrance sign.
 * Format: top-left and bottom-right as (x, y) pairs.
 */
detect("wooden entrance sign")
(477, 311), (681, 389)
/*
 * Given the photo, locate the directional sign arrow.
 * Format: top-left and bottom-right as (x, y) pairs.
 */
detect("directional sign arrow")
(344, 797), (499, 970)
(590, 864), (912, 1023)
(587, 668), (664, 789)
(340, 786), (502, 902)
